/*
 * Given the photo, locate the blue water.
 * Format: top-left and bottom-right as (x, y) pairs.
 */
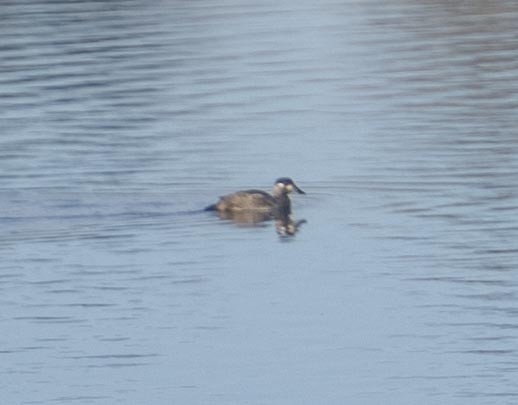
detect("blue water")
(2, 1), (518, 404)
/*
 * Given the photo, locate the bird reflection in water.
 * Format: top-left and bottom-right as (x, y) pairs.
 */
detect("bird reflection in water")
(205, 178), (306, 236)
(275, 216), (307, 237)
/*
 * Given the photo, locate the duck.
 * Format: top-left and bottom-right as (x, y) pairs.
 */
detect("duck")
(205, 178), (305, 221)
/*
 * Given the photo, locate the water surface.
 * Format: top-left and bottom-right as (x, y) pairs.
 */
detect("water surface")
(2, 1), (518, 404)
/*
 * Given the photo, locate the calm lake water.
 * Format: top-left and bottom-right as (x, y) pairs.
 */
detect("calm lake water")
(2, 1), (518, 404)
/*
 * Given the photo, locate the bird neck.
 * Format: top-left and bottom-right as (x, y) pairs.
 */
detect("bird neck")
(274, 192), (292, 216)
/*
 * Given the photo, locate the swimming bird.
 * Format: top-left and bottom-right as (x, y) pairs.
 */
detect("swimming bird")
(205, 178), (305, 222)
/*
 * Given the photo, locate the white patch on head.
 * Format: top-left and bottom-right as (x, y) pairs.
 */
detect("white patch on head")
(275, 182), (285, 188)
(285, 184), (294, 192)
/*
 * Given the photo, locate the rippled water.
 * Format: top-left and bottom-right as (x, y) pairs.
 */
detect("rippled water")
(2, 1), (518, 404)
